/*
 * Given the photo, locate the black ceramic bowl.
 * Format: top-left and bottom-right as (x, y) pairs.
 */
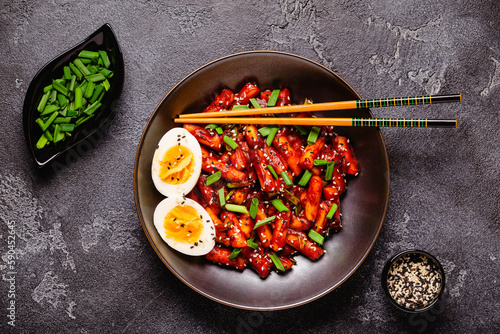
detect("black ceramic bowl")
(134, 50), (390, 310)
(382, 249), (445, 313)
(23, 23), (124, 167)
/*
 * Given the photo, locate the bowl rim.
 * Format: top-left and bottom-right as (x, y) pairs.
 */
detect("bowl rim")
(134, 50), (391, 310)
(381, 249), (446, 313)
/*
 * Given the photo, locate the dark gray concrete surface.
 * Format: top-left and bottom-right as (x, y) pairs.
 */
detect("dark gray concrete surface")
(1, 0), (499, 333)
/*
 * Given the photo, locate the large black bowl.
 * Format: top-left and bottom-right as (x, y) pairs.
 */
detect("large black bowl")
(134, 51), (390, 310)
(23, 23), (124, 167)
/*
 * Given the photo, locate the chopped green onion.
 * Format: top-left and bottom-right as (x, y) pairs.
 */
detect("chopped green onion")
(69, 62), (83, 80)
(73, 58), (91, 76)
(99, 50), (111, 68)
(41, 112), (59, 131)
(52, 79), (68, 96)
(271, 199), (289, 212)
(60, 123), (75, 132)
(246, 235), (258, 249)
(78, 50), (100, 60)
(75, 115), (92, 126)
(43, 85), (53, 93)
(267, 89), (280, 107)
(325, 162), (335, 182)
(297, 170), (313, 187)
(284, 189), (300, 206)
(99, 68), (114, 78)
(293, 125), (308, 135)
(228, 248), (242, 260)
(69, 75), (77, 92)
(308, 229), (324, 245)
(84, 81), (95, 99)
(326, 203), (338, 220)
(313, 159), (329, 166)
(82, 101), (101, 116)
(266, 127), (279, 146)
(205, 124), (217, 130)
(90, 84), (104, 104)
(231, 104), (249, 110)
(53, 124), (65, 143)
(37, 91), (50, 112)
(225, 204), (248, 214)
(215, 126), (223, 134)
(267, 165), (278, 179)
(206, 171), (222, 185)
(223, 135), (239, 150)
(281, 171), (293, 186)
(41, 104), (60, 116)
(307, 126), (321, 145)
(253, 215), (276, 229)
(102, 79), (111, 91)
(218, 188), (225, 207)
(63, 66), (72, 80)
(269, 251), (285, 271)
(258, 126), (271, 137)
(249, 98), (261, 108)
(36, 133), (49, 149)
(86, 73), (106, 82)
(57, 94), (68, 108)
(249, 198), (259, 220)
(53, 117), (72, 124)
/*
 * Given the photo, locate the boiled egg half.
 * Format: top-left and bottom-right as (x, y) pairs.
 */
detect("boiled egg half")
(153, 197), (216, 256)
(151, 127), (202, 197)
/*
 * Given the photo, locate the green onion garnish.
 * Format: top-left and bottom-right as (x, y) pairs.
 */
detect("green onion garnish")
(231, 105), (250, 110)
(267, 165), (279, 179)
(215, 126), (223, 134)
(246, 235), (259, 249)
(297, 170), (313, 187)
(205, 124), (217, 130)
(249, 198), (259, 219)
(225, 204), (248, 214)
(206, 171), (222, 185)
(249, 98), (261, 108)
(267, 89), (280, 107)
(258, 126), (271, 137)
(269, 251), (285, 271)
(266, 127), (279, 146)
(253, 215), (276, 229)
(218, 188), (225, 207)
(325, 162), (335, 182)
(280, 171), (293, 186)
(307, 126), (321, 145)
(271, 199), (289, 212)
(326, 203), (338, 220)
(293, 125), (308, 135)
(228, 248), (242, 259)
(313, 159), (329, 166)
(308, 229), (324, 245)
(223, 135), (239, 150)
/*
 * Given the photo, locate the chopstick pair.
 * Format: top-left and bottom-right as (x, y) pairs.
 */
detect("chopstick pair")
(174, 94), (460, 128)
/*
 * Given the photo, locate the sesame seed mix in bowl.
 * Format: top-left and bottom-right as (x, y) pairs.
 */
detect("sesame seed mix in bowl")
(385, 252), (444, 311)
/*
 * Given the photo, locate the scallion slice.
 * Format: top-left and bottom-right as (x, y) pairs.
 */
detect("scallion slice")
(258, 126), (271, 137)
(253, 215), (276, 229)
(326, 203), (338, 220)
(267, 89), (280, 107)
(267, 165), (278, 179)
(307, 126), (321, 145)
(225, 204), (248, 214)
(206, 171), (221, 186)
(297, 170), (313, 187)
(266, 127), (279, 146)
(249, 98), (261, 108)
(325, 162), (335, 182)
(249, 198), (259, 220)
(231, 104), (249, 110)
(280, 171), (293, 186)
(228, 248), (242, 260)
(246, 236), (258, 249)
(218, 188), (226, 207)
(293, 125), (308, 135)
(313, 159), (329, 166)
(308, 229), (324, 245)
(223, 135), (239, 150)
(271, 199), (289, 212)
(269, 251), (285, 271)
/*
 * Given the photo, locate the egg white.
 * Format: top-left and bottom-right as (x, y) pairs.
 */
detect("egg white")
(151, 127), (202, 197)
(153, 197), (216, 256)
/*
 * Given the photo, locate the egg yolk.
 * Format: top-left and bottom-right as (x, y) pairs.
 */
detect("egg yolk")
(163, 205), (203, 244)
(158, 145), (195, 184)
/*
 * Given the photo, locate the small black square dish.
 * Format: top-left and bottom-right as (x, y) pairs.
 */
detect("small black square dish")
(382, 249), (445, 313)
(23, 23), (124, 167)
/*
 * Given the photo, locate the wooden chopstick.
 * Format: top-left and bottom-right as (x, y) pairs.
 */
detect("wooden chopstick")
(178, 94), (461, 119)
(174, 117), (457, 128)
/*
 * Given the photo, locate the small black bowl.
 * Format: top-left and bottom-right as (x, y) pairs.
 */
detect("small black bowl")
(382, 249), (445, 313)
(23, 23), (124, 167)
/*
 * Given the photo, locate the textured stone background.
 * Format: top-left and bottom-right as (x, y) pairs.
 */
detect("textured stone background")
(1, 0), (499, 333)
